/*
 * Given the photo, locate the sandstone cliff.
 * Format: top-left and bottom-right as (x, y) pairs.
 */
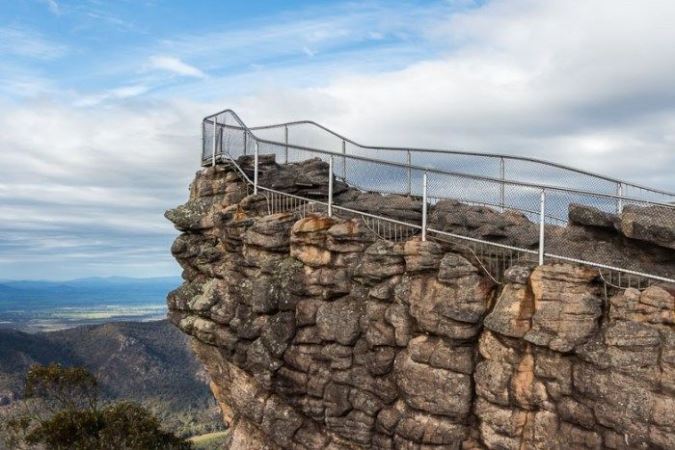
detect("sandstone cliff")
(166, 158), (674, 449)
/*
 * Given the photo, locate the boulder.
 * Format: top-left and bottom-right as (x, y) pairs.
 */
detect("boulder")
(430, 199), (539, 248)
(620, 204), (675, 249)
(568, 203), (618, 229)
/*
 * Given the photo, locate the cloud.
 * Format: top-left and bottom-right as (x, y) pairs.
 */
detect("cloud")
(302, 47), (316, 57)
(0, 26), (67, 59)
(0, 98), (206, 280)
(146, 2), (449, 78)
(73, 84), (150, 107)
(228, 0), (675, 191)
(147, 55), (206, 78)
(39, 0), (60, 15)
(2, 0), (674, 280)
(0, 66), (56, 97)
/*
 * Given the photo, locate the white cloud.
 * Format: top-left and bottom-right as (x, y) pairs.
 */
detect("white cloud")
(0, 26), (67, 59)
(0, 98), (208, 279)
(73, 84), (150, 107)
(228, 0), (675, 190)
(147, 55), (206, 78)
(148, 2), (447, 76)
(3, 0), (675, 279)
(0, 67), (56, 97)
(39, 0), (60, 15)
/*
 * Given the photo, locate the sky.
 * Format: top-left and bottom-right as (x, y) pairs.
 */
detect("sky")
(1, 0), (674, 280)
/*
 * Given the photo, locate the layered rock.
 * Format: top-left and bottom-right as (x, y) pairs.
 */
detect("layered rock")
(477, 276), (674, 450)
(166, 157), (674, 449)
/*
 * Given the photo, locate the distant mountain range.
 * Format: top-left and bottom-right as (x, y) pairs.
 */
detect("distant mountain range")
(0, 277), (223, 438)
(0, 276), (182, 333)
(0, 276), (181, 304)
(0, 320), (223, 439)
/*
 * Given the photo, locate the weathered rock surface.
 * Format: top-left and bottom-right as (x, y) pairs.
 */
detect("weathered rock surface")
(569, 203), (619, 230)
(430, 199), (539, 249)
(428, 197), (675, 280)
(166, 157), (675, 449)
(620, 205), (675, 250)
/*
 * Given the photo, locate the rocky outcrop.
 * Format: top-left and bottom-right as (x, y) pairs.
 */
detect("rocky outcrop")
(620, 205), (675, 250)
(564, 204), (674, 276)
(166, 157), (674, 449)
(476, 281), (675, 450)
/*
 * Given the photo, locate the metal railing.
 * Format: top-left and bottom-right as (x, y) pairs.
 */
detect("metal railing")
(201, 109), (675, 287)
(241, 117), (674, 208)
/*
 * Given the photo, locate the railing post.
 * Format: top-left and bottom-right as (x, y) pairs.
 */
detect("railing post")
(243, 130), (247, 156)
(219, 126), (223, 157)
(328, 156), (333, 217)
(422, 172), (428, 241)
(284, 125), (289, 164)
(538, 189), (546, 266)
(212, 117), (217, 167)
(499, 157), (505, 211)
(407, 150), (412, 195)
(341, 139), (346, 181)
(254, 141), (259, 195)
(616, 182), (623, 214)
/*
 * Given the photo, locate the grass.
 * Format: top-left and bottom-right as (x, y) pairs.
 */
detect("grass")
(188, 430), (229, 449)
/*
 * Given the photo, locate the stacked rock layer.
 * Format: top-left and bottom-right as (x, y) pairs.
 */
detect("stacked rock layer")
(166, 159), (674, 450)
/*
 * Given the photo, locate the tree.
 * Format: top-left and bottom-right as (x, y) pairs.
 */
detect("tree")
(0, 363), (192, 450)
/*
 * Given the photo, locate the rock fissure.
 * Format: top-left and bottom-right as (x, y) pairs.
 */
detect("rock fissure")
(166, 157), (674, 449)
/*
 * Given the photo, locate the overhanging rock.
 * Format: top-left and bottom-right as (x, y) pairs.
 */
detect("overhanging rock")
(166, 159), (675, 450)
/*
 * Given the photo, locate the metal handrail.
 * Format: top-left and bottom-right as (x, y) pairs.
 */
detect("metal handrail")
(202, 109), (675, 286)
(203, 111), (675, 197)
(212, 148), (674, 285)
(253, 137), (673, 207)
(209, 120), (674, 207)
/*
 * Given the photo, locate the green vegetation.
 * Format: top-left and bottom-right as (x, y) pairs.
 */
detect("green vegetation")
(1, 364), (192, 450)
(189, 431), (229, 450)
(0, 320), (225, 438)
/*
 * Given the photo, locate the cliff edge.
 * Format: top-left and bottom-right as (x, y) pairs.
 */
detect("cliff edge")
(166, 158), (674, 450)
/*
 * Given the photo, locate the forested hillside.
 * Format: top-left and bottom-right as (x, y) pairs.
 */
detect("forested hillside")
(0, 320), (224, 438)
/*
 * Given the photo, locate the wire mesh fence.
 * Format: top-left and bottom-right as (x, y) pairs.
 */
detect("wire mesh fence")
(542, 187), (675, 281)
(202, 110), (675, 287)
(220, 115), (675, 204)
(427, 230), (539, 283)
(261, 189), (327, 218)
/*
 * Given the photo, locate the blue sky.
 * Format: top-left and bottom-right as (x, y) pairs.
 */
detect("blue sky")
(1, 0), (468, 101)
(1, 0), (674, 280)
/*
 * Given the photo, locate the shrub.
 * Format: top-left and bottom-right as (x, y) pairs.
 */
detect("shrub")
(1, 363), (192, 450)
